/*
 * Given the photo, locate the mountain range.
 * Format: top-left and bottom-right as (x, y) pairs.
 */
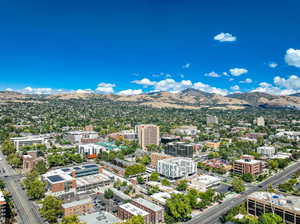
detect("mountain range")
(1, 88), (300, 110)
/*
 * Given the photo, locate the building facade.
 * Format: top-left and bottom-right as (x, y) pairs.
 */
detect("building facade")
(62, 198), (94, 216)
(117, 203), (151, 224)
(257, 146), (276, 158)
(157, 158), (197, 179)
(247, 192), (300, 224)
(233, 155), (262, 176)
(136, 125), (160, 149)
(131, 198), (164, 224)
(165, 142), (193, 158)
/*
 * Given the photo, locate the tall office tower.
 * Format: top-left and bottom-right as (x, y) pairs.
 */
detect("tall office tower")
(136, 124), (160, 149)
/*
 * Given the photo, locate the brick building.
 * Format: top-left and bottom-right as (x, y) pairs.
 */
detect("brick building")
(233, 155), (262, 176)
(117, 203), (151, 224)
(62, 198), (93, 216)
(131, 198), (164, 224)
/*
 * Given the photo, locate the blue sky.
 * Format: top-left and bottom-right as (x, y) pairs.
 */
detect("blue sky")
(0, 0), (300, 95)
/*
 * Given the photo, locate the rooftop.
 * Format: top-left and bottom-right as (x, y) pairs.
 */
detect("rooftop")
(248, 192), (300, 212)
(62, 198), (92, 209)
(79, 211), (121, 224)
(133, 198), (164, 212)
(119, 203), (149, 216)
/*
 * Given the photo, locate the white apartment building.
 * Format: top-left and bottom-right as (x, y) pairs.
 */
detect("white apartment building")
(257, 146), (276, 158)
(65, 131), (99, 144)
(255, 116), (265, 127)
(172, 126), (199, 136)
(11, 135), (46, 151)
(157, 157), (197, 179)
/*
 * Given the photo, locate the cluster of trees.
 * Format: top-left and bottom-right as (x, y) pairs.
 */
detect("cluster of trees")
(1, 139), (22, 168)
(125, 163), (145, 177)
(39, 196), (63, 223)
(222, 203), (285, 224)
(231, 177), (245, 193)
(47, 152), (84, 167)
(278, 178), (298, 194)
(165, 188), (224, 224)
(117, 215), (144, 224)
(22, 171), (46, 200)
(268, 158), (290, 170)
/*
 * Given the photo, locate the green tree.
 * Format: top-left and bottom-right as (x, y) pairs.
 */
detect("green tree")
(34, 160), (48, 174)
(7, 153), (22, 168)
(176, 180), (188, 191)
(40, 196), (63, 223)
(26, 178), (46, 199)
(1, 139), (16, 155)
(104, 189), (113, 199)
(137, 176), (145, 184)
(161, 179), (171, 186)
(61, 215), (85, 224)
(165, 193), (192, 223)
(0, 180), (5, 190)
(149, 172), (159, 181)
(231, 177), (245, 193)
(125, 164), (145, 177)
(242, 173), (254, 183)
(117, 215), (144, 224)
(258, 213), (285, 224)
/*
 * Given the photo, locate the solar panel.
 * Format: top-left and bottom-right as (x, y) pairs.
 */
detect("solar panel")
(61, 168), (71, 172)
(48, 175), (64, 182)
(83, 164), (98, 169)
(73, 167), (81, 170)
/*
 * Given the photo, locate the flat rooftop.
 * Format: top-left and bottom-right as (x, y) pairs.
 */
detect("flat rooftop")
(248, 192), (300, 212)
(79, 211), (121, 224)
(235, 159), (261, 164)
(62, 198), (92, 209)
(193, 175), (221, 185)
(76, 173), (110, 187)
(133, 198), (163, 212)
(119, 203), (149, 216)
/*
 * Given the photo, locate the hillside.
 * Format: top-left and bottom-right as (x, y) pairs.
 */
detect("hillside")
(1, 89), (300, 109)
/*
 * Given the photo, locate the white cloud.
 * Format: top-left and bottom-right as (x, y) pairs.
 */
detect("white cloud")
(204, 72), (221, 78)
(214, 32), (236, 42)
(229, 68), (248, 76)
(95, 83), (115, 94)
(182, 63), (191, 69)
(273, 75), (300, 89)
(5, 88), (14, 91)
(76, 89), (93, 94)
(179, 74), (185, 78)
(132, 78), (156, 86)
(240, 78), (253, 84)
(118, 89), (142, 96)
(285, 48), (300, 67)
(228, 78), (234, 82)
(230, 85), (240, 91)
(269, 62), (278, 68)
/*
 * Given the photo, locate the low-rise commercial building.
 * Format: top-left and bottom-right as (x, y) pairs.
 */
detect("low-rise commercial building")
(247, 192), (300, 224)
(78, 142), (123, 159)
(62, 198), (94, 216)
(11, 135), (46, 151)
(207, 115), (219, 125)
(65, 131), (99, 144)
(118, 203), (151, 224)
(188, 175), (221, 192)
(22, 151), (44, 173)
(42, 164), (111, 198)
(157, 157), (197, 179)
(257, 146), (276, 158)
(79, 211), (121, 224)
(233, 155), (262, 176)
(132, 198), (164, 224)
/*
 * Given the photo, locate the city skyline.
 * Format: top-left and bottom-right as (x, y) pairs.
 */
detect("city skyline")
(0, 0), (300, 96)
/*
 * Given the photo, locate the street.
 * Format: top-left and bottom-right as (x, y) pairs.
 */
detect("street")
(0, 151), (43, 224)
(186, 161), (300, 224)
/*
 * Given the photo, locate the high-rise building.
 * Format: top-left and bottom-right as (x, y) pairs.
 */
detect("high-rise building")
(165, 142), (194, 158)
(136, 124), (160, 149)
(207, 115), (218, 125)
